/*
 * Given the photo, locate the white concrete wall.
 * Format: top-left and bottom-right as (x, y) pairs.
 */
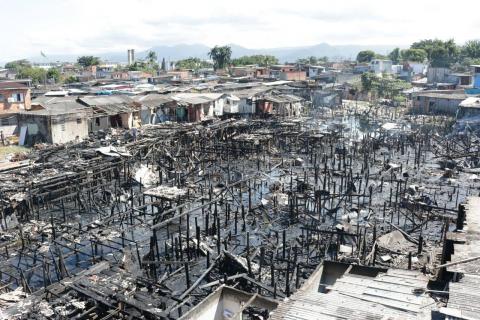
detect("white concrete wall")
(214, 98), (224, 116)
(51, 118), (88, 144)
(410, 62), (427, 75)
(370, 60), (393, 74)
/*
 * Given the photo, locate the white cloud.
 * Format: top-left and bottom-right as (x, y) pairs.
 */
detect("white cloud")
(1, 0), (479, 61)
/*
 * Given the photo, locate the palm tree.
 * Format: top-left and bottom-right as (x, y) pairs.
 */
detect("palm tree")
(146, 51), (158, 65)
(208, 46), (232, 70)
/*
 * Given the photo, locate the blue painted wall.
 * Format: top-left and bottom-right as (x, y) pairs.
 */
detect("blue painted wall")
(474, 74), (480, 88)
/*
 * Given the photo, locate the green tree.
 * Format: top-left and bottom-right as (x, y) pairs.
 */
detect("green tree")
(360, 72), (410, 99)
(462, 40), (480, 59)
(361, 72), (378, 92)
(208, 45), (232, 70)
(176, 57), (211, 70)
(17, 67), (47, 84)
(232, 55), (279, 67)
(77, 56), (101, 68)
(375, 53), (388, 60)
(388, 48), (401, 64)
(64, 75), (78, 84)
(4, 59), (31, 70)
(296, 56), (327, 65)
(146, 51), (159, 71)
(356, 50), (376, 63)
(400, 49), (427, 62)
(46, 68), (60, 83)
(146, 51), (157, 64)
(376, 77), (411, 99)
(411, 39), (459, 67)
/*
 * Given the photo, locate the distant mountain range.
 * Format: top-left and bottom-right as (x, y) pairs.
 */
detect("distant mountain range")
(25, 43), (399, 64)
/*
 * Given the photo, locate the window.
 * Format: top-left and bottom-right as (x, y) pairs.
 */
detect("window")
(95, 118), (100, 126)
(10, 93), (24, 102)
(0, 94), (4, 102)
(76, 118), (82, 124)
(1, 118), (9, 126)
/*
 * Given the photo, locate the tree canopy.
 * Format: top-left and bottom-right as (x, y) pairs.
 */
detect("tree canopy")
(77, 56), (101, 68)
(4, 59), (47, 84)
(231, 55), (278, 67)
(356, 50), (376, 63)
(146, 51), (157, 64)
(296, 56), (328, 65)
(388, 48), (401, 64)
(361, 72), (410, 99)
(462, 40), (480, 59)
(46, 68), (60, 83)
(127, 61), (157, 74)
(17, 67), (47, 84)
(208, 46), (232, 70)
(410, 39), (458, 67)
(357, 38), (480, 68)
(400, 49), (427, 62)
(175, 57), (212, 70)
(5, 59), (31, 70)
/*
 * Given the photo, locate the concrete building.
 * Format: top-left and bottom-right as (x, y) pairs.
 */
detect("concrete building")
(127, 49), (135, 65)
(279, 71), (306, 81)
(369, 59), (393, 74)
(307, 65), (326, 78)
(0, 69), (17, 80)
(230, 66), (255, 78)
(269, 65), (297, 79)
(19, 96), (91, 144)
(17, 109), (89, 144)
(353, 64), (370, 74)
(0, 81), (32, 137)
(0, 81), (32, 112)
(96, 64), (117, 79)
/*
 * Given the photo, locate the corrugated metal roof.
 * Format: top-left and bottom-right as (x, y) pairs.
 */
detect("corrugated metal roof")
(264, 94), (304, 104)
(31, 96), (90, 114)
(0, 81), (28, 90)
(413, 92), (469, 100)
(79, 95), (133, 106)
(229, 87), (271, 99)
(133, 93), (175, 108)
(442, 197), (480, 319)
(172, 93), (224, 105)
(270, 267), (435, 320)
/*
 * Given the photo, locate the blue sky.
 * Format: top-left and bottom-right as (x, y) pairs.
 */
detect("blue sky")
(2, 0), (479, 61)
